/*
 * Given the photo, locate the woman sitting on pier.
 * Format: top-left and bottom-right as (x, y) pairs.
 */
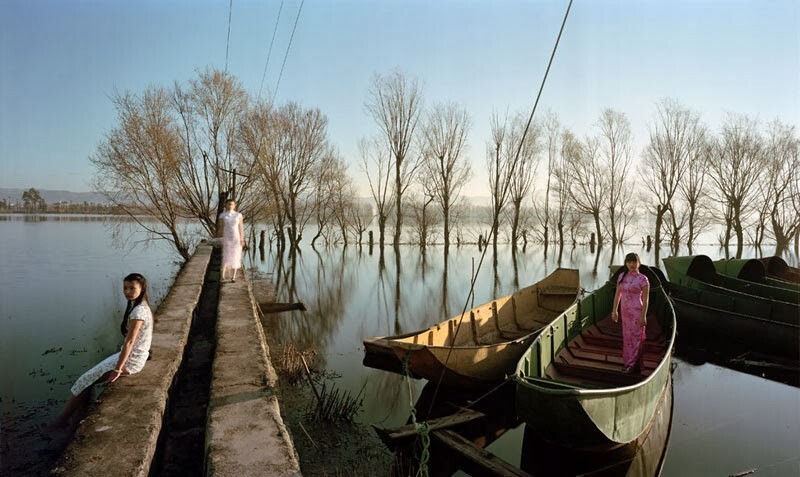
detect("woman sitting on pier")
(50, 273), (153, 428)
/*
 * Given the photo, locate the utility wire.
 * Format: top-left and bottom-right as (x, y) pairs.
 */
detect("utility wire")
(272, 0), (305, 103)
(258, 0), (285, 99)
(224, 0), (234, 71)
(426, 0), (574, 416)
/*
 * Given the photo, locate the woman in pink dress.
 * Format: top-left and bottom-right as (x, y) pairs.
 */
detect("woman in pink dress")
(218, 200), (245, 282)
(611, 253), (650, 373)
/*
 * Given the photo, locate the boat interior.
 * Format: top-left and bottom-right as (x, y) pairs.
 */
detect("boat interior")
(543, 314), (668, 388)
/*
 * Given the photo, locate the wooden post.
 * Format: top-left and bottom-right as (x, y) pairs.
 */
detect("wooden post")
(259, 230), (266, 250)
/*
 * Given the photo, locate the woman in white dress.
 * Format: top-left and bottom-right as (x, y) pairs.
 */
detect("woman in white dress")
(218, 199), (245, 282)
(50, 273), (153, 428)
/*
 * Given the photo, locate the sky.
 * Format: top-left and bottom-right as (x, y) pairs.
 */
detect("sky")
(1, 0), (798, 197)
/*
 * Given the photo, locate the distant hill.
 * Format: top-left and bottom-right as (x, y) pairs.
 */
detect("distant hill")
(0, 188), (109, 204)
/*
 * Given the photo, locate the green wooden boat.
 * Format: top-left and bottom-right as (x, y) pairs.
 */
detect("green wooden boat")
(364, 268), (580, 389)
(760, 256), (800, 284)
(513, 265), (676, 449)
(666, 279), (800, 359)
(664, 255), (799, 305)
(714, 258), (800, 292)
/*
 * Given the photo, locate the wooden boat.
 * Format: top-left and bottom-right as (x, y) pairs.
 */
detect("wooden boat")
(663, 255), (799, 305)
(760, 256), (800, 284)
(521, 376), (673, 477)
(363, 268), (580, 389)
(713, 258), (800, 292)
(666, 279), (800, 359)
(513, 265), (676, 449)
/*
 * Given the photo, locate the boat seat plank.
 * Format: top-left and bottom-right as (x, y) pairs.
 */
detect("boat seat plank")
(431, 430), (534, 477)
(580, 332), (666, 355)
(539, 286), (579, 296)
(570, 336), (665, 362)
(552, 362), (646, 387)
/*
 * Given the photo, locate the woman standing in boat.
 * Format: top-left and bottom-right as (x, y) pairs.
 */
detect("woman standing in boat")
(218, 199), (245, 282)
(50, 273), (153, 428)
(611, 253), (650, 373)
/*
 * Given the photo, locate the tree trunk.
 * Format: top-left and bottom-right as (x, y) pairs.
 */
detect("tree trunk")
(394, 165), (402, 245)
(593, 212), (603, 248)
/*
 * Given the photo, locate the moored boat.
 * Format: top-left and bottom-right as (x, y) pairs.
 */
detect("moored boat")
(713, 258), (800, 292)
(760, 256), (800, 284)
(513, 265), (676, 449)
(664, 255), (799, 304)
(363, 268), (580, 389)
(666, 279), (800, 359)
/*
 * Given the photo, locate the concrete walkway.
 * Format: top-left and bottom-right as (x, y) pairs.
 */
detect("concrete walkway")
(205, 271), (301, 476)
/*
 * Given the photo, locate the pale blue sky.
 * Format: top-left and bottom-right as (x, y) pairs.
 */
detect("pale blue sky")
(1, 0), (798, 196)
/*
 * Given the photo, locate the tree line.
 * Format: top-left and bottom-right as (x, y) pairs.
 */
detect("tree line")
(91, 67), (799, 261)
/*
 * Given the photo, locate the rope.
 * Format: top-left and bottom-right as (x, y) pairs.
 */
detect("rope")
(402, 355), (430, 477)
(426, 0), (574, 417)
(258, 0), (285, 99)
(273, 0), (305, 103)
(224, 0), (234, 71)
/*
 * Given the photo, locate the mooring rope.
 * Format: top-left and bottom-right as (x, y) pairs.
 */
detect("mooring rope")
(402, 355), (430, 477)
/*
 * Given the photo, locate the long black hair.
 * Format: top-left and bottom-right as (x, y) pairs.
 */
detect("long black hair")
(121, 273), (149, 336)
(619, 252), (640, 284)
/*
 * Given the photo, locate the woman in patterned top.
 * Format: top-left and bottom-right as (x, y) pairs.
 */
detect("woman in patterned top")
(611, 253), (650, 374)
(49, 273), (153, 428)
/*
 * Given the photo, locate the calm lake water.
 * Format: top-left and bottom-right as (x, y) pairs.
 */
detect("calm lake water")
(2, 215), (798, 476)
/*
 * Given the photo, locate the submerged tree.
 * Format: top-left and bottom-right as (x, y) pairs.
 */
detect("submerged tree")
(763, 120), (800, 255)
(597, 108), (633, 246)
(708, 114), (766, 258)
(566, 133), (607, 248)
(365, 69), (424, 246)
(508, 113), (542, 248)
(419, 101), (472, 250)
(359, 137), (393, 247)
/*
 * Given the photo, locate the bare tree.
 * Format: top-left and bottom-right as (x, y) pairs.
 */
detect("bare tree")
(349, 201), (373, 245)
(708, 113), (766, 258)
(763, 120), (800, 255)
(171, 67), (249, 234)
(365, 69), (424, 246)
(359, 137), (393, 247)
(597, 108), (633, 246)
(566, 134), (607, 247)
(254, 102), (332, 252)
(508, 113), (542, 248)
(640, 99), (705, 250)
(419, 101), (472, 250)
(541, 111), (560, 249)
(92, 87), (191, 260)
(678, 134), (712, 251)
(487, 110), (524, 248)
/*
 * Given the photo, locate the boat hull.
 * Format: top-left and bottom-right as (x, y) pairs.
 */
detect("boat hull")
(514, 266), (676, 449)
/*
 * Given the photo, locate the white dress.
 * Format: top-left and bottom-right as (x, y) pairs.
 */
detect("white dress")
(219, 210), (243, 270)
(70, 303), (153, 396)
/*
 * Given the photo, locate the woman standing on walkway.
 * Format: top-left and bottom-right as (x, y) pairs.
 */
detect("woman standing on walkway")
(218, 199), (245, 282)
(50, 273), (153, 428)
(611, 253), (650, 373)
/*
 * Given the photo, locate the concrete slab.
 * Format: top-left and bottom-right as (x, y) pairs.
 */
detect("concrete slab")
(205, 273), (301, 476)
(51, 246), (212, 477)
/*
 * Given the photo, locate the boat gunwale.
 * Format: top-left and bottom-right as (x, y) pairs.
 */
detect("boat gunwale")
(668, 295), (800, 329)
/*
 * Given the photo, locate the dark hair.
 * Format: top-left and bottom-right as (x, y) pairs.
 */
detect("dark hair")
(619, 253), (641, 284)
(226, 199), (236, 205)
(121, 273), (149, 336)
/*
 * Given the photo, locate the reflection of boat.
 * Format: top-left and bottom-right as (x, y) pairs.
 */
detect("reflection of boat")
(513, 265), (676, 449)
(363, 269), (580, 389)
(663, 255), (799, 304)
(761, 256), (800, 284)
(713, 258), (800, 292)
(662, 257), (800, 359)
(521, 376), (674, 476)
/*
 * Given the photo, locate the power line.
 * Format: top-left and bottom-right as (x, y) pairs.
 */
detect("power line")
(272, 0), (304, 103)
(224, 0), (234, 71)
(258, 0), (285, 100)
(426, 0), (575, 416)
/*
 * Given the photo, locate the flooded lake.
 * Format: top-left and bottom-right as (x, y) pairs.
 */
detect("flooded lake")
(2, 215), (798, 475)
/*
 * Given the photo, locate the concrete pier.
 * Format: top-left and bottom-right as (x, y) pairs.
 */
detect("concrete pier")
(205, 272), (300, 476)
(51, 245), (300, 476)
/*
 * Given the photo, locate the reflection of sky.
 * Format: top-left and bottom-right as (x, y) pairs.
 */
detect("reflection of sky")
(250, 242), (799, 474)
